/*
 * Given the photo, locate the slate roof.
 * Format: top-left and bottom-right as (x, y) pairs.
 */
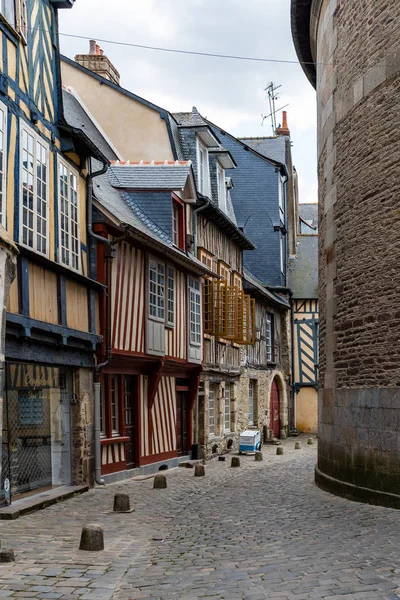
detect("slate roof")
(299, 203), (318, 232)
(93, 172), (211, 275)
(288, 234), (318, 299)
(173, 107), (207, 127)
(62, 88), (118, 162)
(108, 161), (193, 191)
(243, 268), (290, 309)
(239, 136), (287, 166)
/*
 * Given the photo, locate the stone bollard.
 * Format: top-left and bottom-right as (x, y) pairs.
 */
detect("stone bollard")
(255, 451), (263, 462)
(194, 464), (205, 477)
(276, 446), (284, 456)
(307, 438), (314, 445)
(113, 493), (130, 513)
(295, 441), (301, 450)
(231, 456), (240, 468)
(153, 474), (167, 489)
(0, 549), (15, 563)
(79, 524), (104, 551)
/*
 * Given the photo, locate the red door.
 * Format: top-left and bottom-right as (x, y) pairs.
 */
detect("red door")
(270, 379), (280, 438)
(176, 392), (189, 456)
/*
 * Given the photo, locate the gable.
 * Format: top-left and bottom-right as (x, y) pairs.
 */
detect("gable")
(61, 59), (174, 161)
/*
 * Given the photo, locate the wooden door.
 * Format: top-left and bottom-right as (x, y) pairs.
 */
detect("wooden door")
(124, 376), (136, 468)
(176, 392), (189, 456)
(270, 379), (280, 438)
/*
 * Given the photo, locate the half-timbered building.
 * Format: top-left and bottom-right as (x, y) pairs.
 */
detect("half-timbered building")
(91, 160), (210, 479)
(288, 204), (319, 433)
(0, 0), (109, 506)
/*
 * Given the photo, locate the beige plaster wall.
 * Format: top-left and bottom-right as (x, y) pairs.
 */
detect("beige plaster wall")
(61, 61), (174, 162)
(296, 387), (318, 434)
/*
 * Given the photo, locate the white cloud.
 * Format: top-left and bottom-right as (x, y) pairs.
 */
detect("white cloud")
(59, 0), (317, 202)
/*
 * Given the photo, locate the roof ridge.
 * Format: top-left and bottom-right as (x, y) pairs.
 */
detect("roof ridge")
(110, 160), (191, 167)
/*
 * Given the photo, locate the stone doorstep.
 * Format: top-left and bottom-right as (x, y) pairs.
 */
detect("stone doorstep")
(0, 485), (89, 520)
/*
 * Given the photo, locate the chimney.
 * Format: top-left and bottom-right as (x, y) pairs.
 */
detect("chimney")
(75, 40), (121, 86)
(276, 111), (290, 136)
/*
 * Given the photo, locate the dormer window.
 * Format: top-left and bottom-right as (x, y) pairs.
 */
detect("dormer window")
(197, 138), (209, 196)
(217, 164), (226, 212)
(172, 194), (185, 250)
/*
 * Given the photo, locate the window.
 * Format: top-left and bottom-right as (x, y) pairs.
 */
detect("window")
(231, 271), (242, 290)
(100, 385), (106, 438)
(0, 0), (15, 28)
(110, 376), (119, 436)
(58, 159), (80, 271)
(19, 390), (43, 425)
(218, 261), (230, 282)
(149, 258), (165, 321)
(278, 176), (285, 222)
(17, 0), (27, 39)
(266, 313), (274, 362)
(249, 380), (255, 426)
(172, 195), (185, 249)
(280, 234), (285, 274)
(20, 123), (48, 256)
(209, 386), (215, 436)
(197, 138), (209, 196)
(124, 377), (133, 427)
(189, 277), (201, 346)
(167, 266), (174, 326)
(217, 164), (226, 212)
(224, 385), (231, 432)
(0, 101), (7, 227)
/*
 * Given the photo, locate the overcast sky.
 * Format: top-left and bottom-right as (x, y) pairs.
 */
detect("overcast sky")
(59, 0), (317, 204)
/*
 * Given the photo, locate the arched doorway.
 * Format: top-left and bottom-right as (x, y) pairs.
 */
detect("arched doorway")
(270, 378), (280, 438)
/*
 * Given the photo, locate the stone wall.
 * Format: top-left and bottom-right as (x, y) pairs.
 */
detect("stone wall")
(71, 368), (95, 487)
(312, 0), (400, 504)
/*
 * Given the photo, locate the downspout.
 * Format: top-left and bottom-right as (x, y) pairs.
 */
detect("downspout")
(87, 158), (112, 486)
(191, 199), (209, 459)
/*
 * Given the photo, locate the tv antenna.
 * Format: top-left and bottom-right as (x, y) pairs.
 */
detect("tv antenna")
(261, 82), (289, 134)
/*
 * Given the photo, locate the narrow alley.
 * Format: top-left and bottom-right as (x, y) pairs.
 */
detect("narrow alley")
(0, 438), (399, 600)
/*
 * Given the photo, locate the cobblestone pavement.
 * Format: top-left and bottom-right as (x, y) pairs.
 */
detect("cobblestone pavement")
(0, 436), (400, 600)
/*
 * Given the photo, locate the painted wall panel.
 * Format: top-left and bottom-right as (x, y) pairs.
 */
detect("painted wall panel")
(65, 280), (89, 332)
(28, 263), (58, 324)
(111, 241), (145, 353)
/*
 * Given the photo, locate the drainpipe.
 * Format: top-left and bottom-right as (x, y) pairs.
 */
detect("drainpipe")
(87, 159), (111, 486)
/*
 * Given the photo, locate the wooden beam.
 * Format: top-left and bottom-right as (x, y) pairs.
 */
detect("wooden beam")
(148, 360), (164, 411)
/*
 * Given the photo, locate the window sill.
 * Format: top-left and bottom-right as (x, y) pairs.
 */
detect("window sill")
(101, 436), (130, 445)
(0, 16), (22, 45)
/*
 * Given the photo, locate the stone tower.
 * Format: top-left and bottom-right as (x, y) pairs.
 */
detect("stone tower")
(291, 0), (400, 506)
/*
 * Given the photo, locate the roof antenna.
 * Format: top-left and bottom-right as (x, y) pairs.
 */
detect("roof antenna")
(261, 82), (289, 134)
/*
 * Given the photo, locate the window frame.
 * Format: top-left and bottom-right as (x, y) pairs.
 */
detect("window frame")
(224, 384), (231, 433)
(188, 277), (202, 347)
(16, 0), (27, 41)
(167, 265), (175, 327)
(171, 193), (185, 250)
(248, 380), (255, 426)
(208, 386), (215, 437)
(19, 121), (49, 257)
(0, 100), (7, 229)
(217, 163), (226, 212)
(0, 0), (16, 29)
(278, 175), (285, 222)
(266, 312), (274, 363)
(197, 137), (209, 196)
(110, 375), (120, 437)
(280, 234), (285, 274)
(57, 156), (81, 272)
(148, 257), (165, 323)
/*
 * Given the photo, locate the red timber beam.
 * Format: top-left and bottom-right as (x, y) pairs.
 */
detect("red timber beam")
(147, 360), (164, 455)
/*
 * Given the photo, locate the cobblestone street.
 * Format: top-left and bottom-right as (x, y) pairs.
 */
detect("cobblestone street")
(0, 437), (399, 600)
